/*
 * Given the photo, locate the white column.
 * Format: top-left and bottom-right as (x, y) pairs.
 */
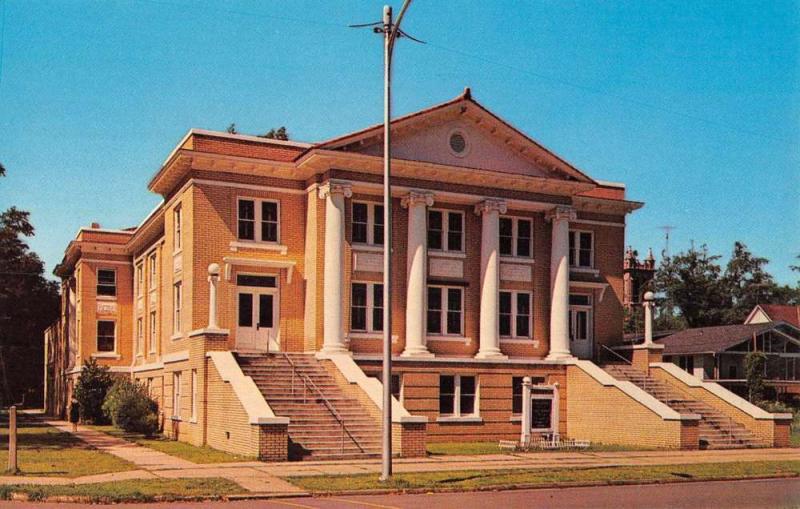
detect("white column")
(520, 376), (532, 446)
(643, 291), (654, 346)
(401, 191), (435, 358)
(207, 263), (220, 330)
(546, 206), (576, 360)
(475, 199), (508, 359)
(319, 181), (352, 354)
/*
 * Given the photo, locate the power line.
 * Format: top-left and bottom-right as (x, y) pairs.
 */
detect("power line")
(112, 1), (797, 146)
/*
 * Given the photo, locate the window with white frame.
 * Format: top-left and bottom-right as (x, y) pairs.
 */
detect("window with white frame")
(97, 321), (116, 352)
(530, 386), (556, 431)
(237, 198), (279, 243)
(148, 253), (157, 288)
(569, 294), (592, 342)
(172, 371), (182, 419)
(511, 376), (546, 414)
(149, 311), (157, 353)
(173, 282), (182, 334)
(351, 202), (384, 246)
(427, 286), (463, 336)
(427, 210), (463, 252)
(190, 369), (197, 422)
(136, 317), (143, 355)
(499, 291), (532, 339)
(136, 263), (144, 296)
(173, 205), (182, 251)
(96, 269), (117, 297)
(569, 230), (594, 268)
(499, 217), (533, 258)
(439, 375), (477, 417)
(350, 282), (383, 333)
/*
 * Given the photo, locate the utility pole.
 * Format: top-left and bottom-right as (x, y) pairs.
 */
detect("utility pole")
(658, 225), (675, 259)
(351, 0), (417, 482)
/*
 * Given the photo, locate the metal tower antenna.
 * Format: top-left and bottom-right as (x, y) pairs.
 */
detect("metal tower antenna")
(658, 226), (676, 258)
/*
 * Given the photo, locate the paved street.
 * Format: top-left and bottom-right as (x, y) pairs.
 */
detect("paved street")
(0, 478), (797, 508)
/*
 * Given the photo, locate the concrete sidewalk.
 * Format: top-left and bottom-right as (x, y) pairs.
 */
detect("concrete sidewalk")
(6, 417), (799, 496)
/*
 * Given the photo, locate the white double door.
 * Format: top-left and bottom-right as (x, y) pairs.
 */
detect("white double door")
(236, 287), (279, 352)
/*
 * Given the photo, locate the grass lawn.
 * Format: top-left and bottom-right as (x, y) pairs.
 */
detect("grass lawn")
(0, 478), (242, 503)
(0, 416), (133, 478)
(426, 441), (645, 456)
(791, 427), (800, 447)
(89, 425), (248, 464)
(288, 460), (800, 493)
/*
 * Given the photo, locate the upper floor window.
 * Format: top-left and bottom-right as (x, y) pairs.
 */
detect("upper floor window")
(238, 199), (279, 243)
(350, 282), (383, 333)
(97, 320), (116, 352)
(439, 374), (477, 416)
(149, 310), (158, 353)
(569, 230), (594, 268)
(136, 317), (144, 354)
(499, 217), (533, 258)
(96, 269), (116, 297)
(499, 291), (532, 339)
(173, 205), (182, 251)
(136, 263), (144, 296)
(351, 202), (384, 246)
(427, 285), (463, 336)
(173, 282), (182, 334)
(428, 210), (463, 252)
(148, 253), (157, 288)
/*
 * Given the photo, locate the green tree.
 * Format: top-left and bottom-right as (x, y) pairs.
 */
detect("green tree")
(0, 165), (60, 406)
(654, 245), (729, 328)
(260, 126), (289, 141)
(73, 359), (114, 423)
(745, 351), (767, 403)
(721, 242), (776, 323)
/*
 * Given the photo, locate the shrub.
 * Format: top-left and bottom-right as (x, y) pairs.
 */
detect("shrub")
(745, 351), (767, 403)
(103, 378), (159, 436)
(73, 359), (114, 424)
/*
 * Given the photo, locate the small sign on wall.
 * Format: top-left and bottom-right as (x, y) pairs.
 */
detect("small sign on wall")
(429, 258), (463, 279)
(354, 252), (383, 273)
(96, 301), (117, 315)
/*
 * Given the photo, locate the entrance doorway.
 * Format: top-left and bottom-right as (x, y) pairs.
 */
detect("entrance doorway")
(236, 274), (279, 352)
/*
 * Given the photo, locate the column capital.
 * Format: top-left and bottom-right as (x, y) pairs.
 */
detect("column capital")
(546, 205), (576, 223)
(318, 180), (353, 200)
(401, 190), (435, 209)
(474, 199), (507, 216)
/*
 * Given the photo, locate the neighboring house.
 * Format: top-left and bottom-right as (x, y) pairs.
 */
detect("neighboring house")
(44, 89), (790, 460)
(658, 321), (800, 398)
(745, 304), (800, 328)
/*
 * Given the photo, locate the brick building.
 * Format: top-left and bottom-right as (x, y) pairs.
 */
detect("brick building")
(45, 90), (791, 460)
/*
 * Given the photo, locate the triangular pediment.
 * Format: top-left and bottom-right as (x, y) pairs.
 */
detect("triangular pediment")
(318, 90), (594, 183)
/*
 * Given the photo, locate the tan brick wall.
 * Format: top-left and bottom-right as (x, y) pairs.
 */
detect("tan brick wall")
(566, 365), (687, 449)
(650, 365), (788, 447)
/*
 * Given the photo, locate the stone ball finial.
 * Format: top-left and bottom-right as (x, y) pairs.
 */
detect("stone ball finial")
(643, 291), (655, 302)
(208, 263), (221, 276)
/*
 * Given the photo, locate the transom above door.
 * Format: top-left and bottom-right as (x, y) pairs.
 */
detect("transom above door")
(236, 274), (279, 352)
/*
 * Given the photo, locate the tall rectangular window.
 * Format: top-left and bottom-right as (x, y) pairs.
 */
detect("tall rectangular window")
(136, 263), (144, 296)
(148, 253), (157, 288)
(97, 321), (116, 352)
(173, 282), (182, 334)
(173, 205), (182, 250)
(427, 210), (464, 252)
(500, 217), (533, 258)
(512, 376), (546, 414)
(569, 230), (594, 268)
(190, 369), (197, 422)
(350, 282), (384, 333)
(439, 375), (477, 417)
(149, 311), (157, 353)
(238, 198), (280, 243)
(136, 317), (143, 354)
(351, 202), (384, 246)
(172, 371), (182, 419)
(500, 291), (532, 339)
(96, 269), (116, 297)
(427, 286), (463, 336)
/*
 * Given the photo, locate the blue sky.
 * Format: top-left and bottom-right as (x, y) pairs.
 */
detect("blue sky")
(0, 0), (798, 283)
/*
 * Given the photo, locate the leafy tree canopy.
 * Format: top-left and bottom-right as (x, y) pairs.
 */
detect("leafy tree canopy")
(260, 126), (289, 141)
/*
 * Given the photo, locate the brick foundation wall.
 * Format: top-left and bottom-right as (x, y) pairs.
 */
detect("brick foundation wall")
(566, 365), (687, 449)
(392, 422), (427, 457)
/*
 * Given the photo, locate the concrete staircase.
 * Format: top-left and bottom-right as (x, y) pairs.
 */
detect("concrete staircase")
(236, 352), (382, 460)
(603, 364), (763, 449)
